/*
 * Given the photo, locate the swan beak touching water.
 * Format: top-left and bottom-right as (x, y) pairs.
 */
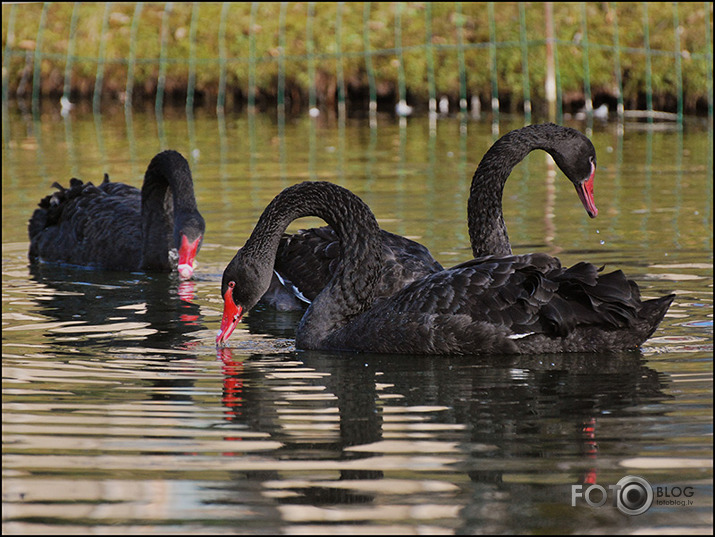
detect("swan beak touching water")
(177, 235), (202, 279)
(217, 281), (242, 345)
(574, 158), (598, 218)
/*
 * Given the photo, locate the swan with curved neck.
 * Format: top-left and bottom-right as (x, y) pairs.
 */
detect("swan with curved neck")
(28, 150), (205, 279)
(467, 123), (597, 258)
(268, 123), (598, 307)
(217, 181), (673, 354)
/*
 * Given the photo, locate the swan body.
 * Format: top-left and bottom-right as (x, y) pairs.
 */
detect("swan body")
(266, 123), (598, 308)
(28, 150), (205, 279)
(217, 181), (673, 354)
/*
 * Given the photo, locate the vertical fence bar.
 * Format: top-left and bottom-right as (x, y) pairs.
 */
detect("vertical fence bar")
(488, 2), (500, 127)
(425, 2), (437, 117)
(62, 2), (80, 110)
(456, 2), (467, 114)
(277, 1), (287, 119)
(580, 2), (593, 121)
(518, 2), (532, 123)
(156, 2), (171, 116)
(553, 7), (563, 123)
(706, 1), (713, 236)
(335, 2), (346, 118)
(125, 2), (144, 113)
(31, 3), (50, 115)
(642, 3), (653, 123)
(217, 2), (230, 113)
(395, 2), (408, 114)
(93, 2), (111, 114)
(672, 3), (683, 126)
(2, 3), (18, 104)
(363, 2), (377, 121)
(611, 2), (624, 123)
(248, 2), (258, 112)
(544, 2), (557, 122)
(186, 2), (200, 114)
(306, 2), (317, 113)
(277, 3), (287, 186)
(707, 1), (714, 125)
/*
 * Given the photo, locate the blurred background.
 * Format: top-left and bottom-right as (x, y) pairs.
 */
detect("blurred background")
(2, 2), (712, 123)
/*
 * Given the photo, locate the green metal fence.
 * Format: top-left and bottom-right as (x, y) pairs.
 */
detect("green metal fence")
(2, 2), (713, 124)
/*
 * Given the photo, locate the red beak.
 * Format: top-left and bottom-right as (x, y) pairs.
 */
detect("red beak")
(216, 284), (243, 346)
(178, 235), (202, 279)
(575, 160), (598, 218)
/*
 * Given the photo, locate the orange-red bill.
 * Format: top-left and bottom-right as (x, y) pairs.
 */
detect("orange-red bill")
(178, 235), (202, 279)
(575, 161), (598, 218)
(216, 284), (243, 346)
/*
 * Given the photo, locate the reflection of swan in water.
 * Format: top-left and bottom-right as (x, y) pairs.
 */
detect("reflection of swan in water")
(28, 263), (205, 351)
(213, 346), (668, 513)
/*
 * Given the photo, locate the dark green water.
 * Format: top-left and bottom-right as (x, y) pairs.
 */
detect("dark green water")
(2, 107), (712, 534)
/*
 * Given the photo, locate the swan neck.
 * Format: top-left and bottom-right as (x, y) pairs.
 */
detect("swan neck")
(140, 151), (198, 270)
(240, 182), (383, 348)
(468, 125), (558, 258)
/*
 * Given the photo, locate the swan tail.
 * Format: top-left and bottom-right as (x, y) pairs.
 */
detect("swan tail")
(638, 293), (676, 341)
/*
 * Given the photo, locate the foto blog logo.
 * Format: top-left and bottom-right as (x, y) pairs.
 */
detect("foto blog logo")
(571, 475), (696, 516)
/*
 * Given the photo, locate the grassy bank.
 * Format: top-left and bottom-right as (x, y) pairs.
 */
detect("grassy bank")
(2, 2), (712, 115)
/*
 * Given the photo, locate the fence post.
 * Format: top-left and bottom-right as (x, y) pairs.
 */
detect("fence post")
(456, 2), (467, 114)
(93, 3), (112, 114)
(580, 2), (593, 123)
(62, 2), (81, 111)
(518, 2), (532, 122)
(425, 2), (436, 117)
(611, 3), (624, 123)
(31, 3), (50, 115)
(156, 2), (172, 116)
(363, 2), (377, 123)
(277, 1), (287, 119)
(544, 2), (557, 122)
(488, 2), (499, 127)
(642, 3), (653, 124)
(307, 2), (317, 112)
(248, 2), (258, 112)
(217, 2), (230, 114)
(672, 3), (683, 126)
(336, 2), (346, 119)
(186, 2), (200, 115)
(124, 2), (144, 114)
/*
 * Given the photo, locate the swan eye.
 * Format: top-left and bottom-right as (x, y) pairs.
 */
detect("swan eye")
(228, 281), (235, 289)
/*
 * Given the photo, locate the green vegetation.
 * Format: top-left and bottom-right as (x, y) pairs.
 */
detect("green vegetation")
(2, 2), (712, 115)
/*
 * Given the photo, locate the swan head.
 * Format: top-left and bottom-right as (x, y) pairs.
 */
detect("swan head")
(216, 280), (243, 346)
(216, 249), (272, 346)
(174, 212), (205, 279)
(573, 156), (598, 218)
(177, 234), (202, 279)
(548, 129), (598, 218)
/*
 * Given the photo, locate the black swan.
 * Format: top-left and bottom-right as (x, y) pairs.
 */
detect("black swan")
(267, 123), (598, 308)
(216, 181), (674, 354)
(28, 150), (205, 279)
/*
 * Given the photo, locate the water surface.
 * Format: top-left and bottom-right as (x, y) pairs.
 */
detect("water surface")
(2, 108), (712, 534)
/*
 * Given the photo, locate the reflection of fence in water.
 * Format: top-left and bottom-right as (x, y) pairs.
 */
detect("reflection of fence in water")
(2, 2), (713, 124)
